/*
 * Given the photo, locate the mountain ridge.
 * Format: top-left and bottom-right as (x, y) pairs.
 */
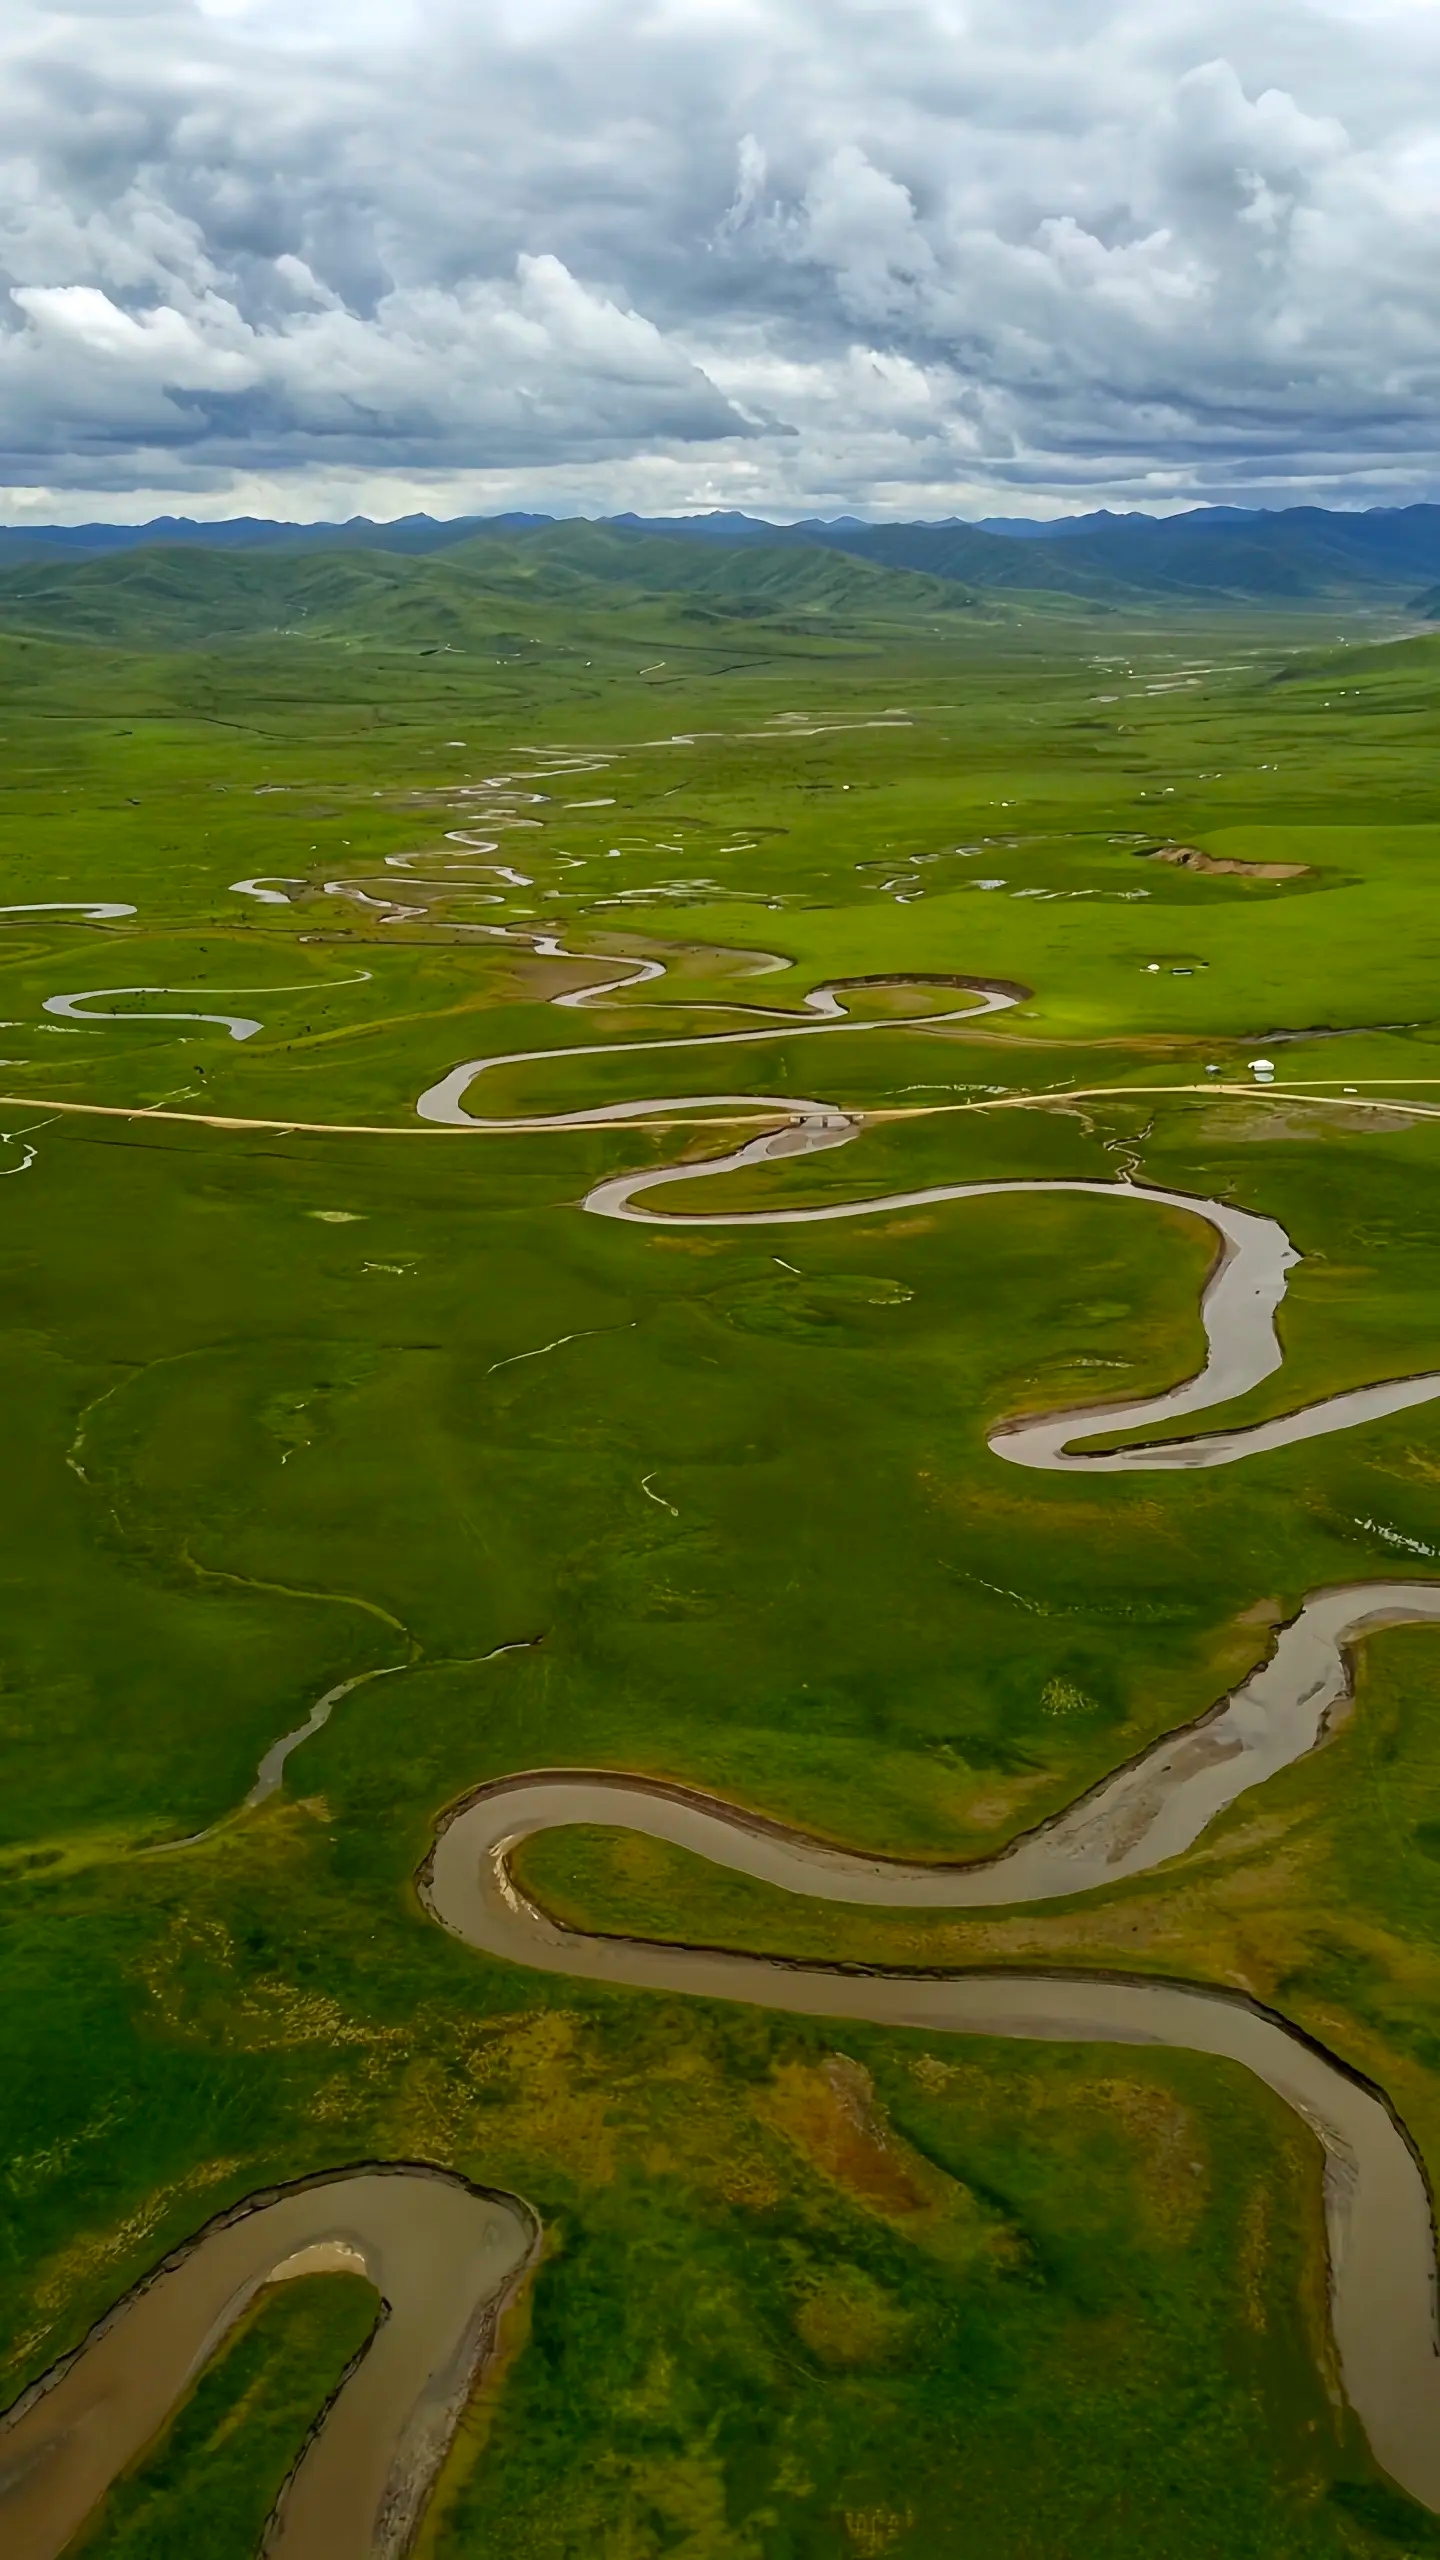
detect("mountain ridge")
(0, 521), (989, 652)
(1, 503), (1438, 650)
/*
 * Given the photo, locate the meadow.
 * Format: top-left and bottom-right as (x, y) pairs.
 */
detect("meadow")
(3, 552), (1440, 2554)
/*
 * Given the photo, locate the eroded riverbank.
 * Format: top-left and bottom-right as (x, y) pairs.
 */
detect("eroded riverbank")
(0, 2170), (536, 2560)
(422, 1774), (1440, 2516)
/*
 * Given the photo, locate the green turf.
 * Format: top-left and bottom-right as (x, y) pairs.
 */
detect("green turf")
(74, 2273), (378, 2560)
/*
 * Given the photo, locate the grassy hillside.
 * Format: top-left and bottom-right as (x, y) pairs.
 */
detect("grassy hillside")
(4, 503), (1438, 657)
(0, 526), (984, 655)
(751, 506), (1440, 606)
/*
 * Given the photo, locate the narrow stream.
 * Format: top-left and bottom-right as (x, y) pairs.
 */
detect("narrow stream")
(43, 988), (266, 1040)
(42, 972), (373, 1043)
(589, 1141), (1440, 1469)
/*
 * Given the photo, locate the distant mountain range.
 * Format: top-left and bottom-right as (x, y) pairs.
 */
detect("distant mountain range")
(593, 505), (1440, 605)
(0, 504), (1437, 649)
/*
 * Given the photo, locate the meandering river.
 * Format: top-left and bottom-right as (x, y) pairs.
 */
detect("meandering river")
(421, 949), (1440, 2511)
(422, 1763), (1440, 2515)
(6, 947), (1440, 2550)
(418, 960), (1440, 1469)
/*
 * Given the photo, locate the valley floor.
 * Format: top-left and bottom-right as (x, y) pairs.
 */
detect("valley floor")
(3, 598), (1440, 2557)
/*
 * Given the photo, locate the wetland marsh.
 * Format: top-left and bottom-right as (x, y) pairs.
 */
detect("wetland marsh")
(3, 570), (1440, 2556)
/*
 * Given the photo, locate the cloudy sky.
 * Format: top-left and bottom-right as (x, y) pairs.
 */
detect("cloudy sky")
(2, 0), (1438, 522)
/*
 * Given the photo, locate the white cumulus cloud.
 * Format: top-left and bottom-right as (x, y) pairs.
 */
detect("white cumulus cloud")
(0, 0), (1437, 517)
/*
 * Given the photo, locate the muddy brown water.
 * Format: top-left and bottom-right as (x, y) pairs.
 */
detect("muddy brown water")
(582, 1142), (1440, 1470)
(445, 1589), (1440, 1912)
(0, 2170), (535, 2560)
(423, 1772), (1440, 2516)
(416, 962), (1440, 1468)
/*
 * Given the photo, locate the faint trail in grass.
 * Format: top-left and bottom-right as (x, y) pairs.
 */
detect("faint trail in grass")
(67, 1361), (155, 1483)
(487, 1320), (637, 1376)
(178, 1546), (414, 1642)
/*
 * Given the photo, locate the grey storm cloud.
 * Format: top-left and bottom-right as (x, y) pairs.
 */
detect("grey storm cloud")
(2, 0), (1439, 515)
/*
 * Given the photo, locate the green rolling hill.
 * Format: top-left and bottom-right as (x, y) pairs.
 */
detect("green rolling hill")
(0, 524), (985, 654)
(715, 504), (1440, 605)
(1, 499), (1437, 659)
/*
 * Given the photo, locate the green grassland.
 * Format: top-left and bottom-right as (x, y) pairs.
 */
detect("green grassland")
(4, 557), (1440, 2554)
(76, 2274), (379, 2560)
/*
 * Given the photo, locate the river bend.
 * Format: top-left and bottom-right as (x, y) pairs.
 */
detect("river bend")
(417, 964), (1440, 1471)
(422, 1764), (1440, 2515)
(0, 2170), (535, 2560)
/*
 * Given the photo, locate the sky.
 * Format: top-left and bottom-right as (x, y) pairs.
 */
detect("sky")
(2, 0), (1438, 524)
